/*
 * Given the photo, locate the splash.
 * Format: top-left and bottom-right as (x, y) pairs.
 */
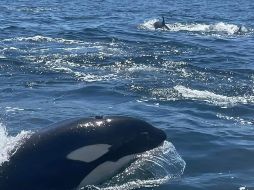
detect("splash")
(82, 141), (186, 190)
(138, 19), (158, 31)
(0, 124), (32, 166)
(167, 22), (240, 35)
(140, 19), (250, 35)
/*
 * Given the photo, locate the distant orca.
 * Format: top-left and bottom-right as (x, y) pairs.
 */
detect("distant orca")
(0, 116), (166, 190)
(154, 16), (170, 30)
(236, 25), (247, 34)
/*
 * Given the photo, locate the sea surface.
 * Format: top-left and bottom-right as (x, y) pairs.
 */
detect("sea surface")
(0, 0), (254, 190)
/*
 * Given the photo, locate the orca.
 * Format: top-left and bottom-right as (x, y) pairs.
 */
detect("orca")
(235, 25), (247, 34)
(0, 116), (166, 190)
(154, 16), (170, 30)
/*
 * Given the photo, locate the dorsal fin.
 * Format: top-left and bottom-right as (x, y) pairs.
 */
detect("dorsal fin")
(162, 16), (165, 25)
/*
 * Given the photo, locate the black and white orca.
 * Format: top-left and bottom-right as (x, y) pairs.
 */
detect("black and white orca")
(154, 16), (170, 30)
(0, 116), (166, 190)
(235, 25), (247, 34)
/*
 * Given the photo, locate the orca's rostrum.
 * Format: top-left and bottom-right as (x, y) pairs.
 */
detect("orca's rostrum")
(0, 116), (166, 190)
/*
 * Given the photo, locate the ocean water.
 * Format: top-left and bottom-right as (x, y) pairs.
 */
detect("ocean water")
(0, 0), (254, 189)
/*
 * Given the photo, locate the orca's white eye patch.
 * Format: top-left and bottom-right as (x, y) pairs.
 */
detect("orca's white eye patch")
(67, 144), (111, 163)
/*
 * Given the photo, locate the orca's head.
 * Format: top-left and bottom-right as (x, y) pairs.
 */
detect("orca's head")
(53, 116), (167, 187)
(69, 116), (166, 160)
(94, 116), (167, 158)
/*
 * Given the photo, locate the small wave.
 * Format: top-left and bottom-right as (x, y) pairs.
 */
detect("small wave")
(174, 85), (254, 107)
(2, 47), (19, 51)
(149, 88), (179, 102)
(216, 114), (253, 126)
(84, 141), (186, 190)
(74, 72), (118, 82)
(4, 5), (56, 13)
(3, 35), (83, 44)
(5, 106), (24, 113)
(140, 19), (249, 35)
(1, 26), (26, 30)
(0, 124), (32, 166)
(18, 7), (56, 13)
(112, 60), (161, 73)
(25, 56), (118, 82)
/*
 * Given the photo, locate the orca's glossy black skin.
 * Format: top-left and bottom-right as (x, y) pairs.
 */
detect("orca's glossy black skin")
(0, 116), (166, 190)
(154, 16), (170, 30)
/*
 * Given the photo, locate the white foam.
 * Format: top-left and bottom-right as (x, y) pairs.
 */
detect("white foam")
(167, 22), (239, 34)
(138, 19), (158, 30)
(5, 106), (25, 113)
(111, 60), (165, 75)
(18, 7), (56, 13)
(216, 114), (253, 126)
(0, 123), (32, 166)
(25, 54), (119, 82)
(82, 141), (186, 190)
(151, 88), (178, 101)
(4, 47), (18, 50)
(140, 19), (249, 35)
(174, 85), (254, 107)
(74, 72), (117, 82)
(3, 35), (83, 44)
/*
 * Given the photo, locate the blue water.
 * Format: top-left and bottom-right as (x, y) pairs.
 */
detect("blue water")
(0, 0), (254, 189)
